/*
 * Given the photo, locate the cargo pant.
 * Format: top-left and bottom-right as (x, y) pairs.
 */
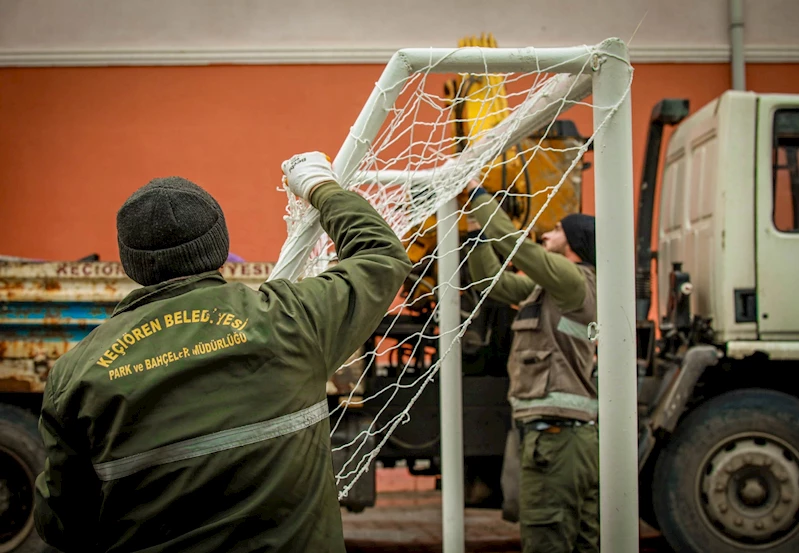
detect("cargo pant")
(519, 423), (599, 553)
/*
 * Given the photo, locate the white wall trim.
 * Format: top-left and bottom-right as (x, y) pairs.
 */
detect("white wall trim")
(0, 45), (797, 67)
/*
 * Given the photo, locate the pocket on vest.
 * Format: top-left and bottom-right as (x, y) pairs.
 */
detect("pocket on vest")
(510, 349), (551, 399)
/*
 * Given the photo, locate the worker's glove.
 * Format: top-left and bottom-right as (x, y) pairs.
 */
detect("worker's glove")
(281, 151), (338, 201)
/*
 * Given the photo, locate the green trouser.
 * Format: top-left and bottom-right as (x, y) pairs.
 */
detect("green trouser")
(519, 423), (599, 553)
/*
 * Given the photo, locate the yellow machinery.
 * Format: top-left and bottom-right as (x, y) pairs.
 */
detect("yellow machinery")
(401, 33), (586, 310)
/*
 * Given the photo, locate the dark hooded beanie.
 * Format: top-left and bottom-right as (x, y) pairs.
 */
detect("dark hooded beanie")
(116, 177), (230, 286)
(560, 213), (596, 267)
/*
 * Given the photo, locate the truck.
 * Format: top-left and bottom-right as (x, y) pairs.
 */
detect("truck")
(2, 88), (798, 553)
(630, 91), (799, 552)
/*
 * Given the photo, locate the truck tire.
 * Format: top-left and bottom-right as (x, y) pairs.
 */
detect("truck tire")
(464, 456), (503, 509)
(652, 388), (799, 553)
(500, 429), (520, 523)
(0, 405), (48, 553)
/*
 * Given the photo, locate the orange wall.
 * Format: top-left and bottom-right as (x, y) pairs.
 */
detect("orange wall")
(2, 63), (799, 262)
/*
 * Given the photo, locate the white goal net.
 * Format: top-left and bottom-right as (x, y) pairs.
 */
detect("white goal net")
(269, 37), (634, 502)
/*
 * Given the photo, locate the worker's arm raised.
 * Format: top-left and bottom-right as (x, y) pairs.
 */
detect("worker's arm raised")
(466, 183), (586, 312)
(466, 214), (536, 306)
(273, 153), (412, 378)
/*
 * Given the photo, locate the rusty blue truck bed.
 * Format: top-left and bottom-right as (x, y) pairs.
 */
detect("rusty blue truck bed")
(0, 258), (374, 518)
(0, 260), (274, 393)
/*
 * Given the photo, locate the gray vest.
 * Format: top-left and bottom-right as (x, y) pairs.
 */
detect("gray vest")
(507, 264), (598, 422)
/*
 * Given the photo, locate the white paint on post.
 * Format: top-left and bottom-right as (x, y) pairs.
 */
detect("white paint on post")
(591, 38), (639, 552)
(437, 197), (465, 553)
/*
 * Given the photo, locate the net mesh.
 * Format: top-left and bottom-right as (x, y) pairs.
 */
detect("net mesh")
(277, 42), (632, 499)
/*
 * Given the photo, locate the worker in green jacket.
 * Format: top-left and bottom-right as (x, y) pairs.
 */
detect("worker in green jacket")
(33, 152), (412, 553)
(464, 179), (599, 553)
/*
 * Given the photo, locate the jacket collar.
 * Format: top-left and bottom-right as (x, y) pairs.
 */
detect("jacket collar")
(113, 271), (227, 317)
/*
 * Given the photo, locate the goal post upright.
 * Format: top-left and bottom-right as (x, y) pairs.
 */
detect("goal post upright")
(591, 37), (639, 552)
(437, 196), (465, 553)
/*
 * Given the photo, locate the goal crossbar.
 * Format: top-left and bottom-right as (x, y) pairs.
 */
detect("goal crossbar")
(270, 44), (596, 283)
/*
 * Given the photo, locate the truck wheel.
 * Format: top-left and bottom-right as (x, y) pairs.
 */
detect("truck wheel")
(464, 456), (503, 509)
(652, 388), (799, 552)
(0, 405), (48, 553)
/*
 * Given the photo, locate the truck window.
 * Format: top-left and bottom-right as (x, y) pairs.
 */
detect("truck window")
(772, 109), (799, 232)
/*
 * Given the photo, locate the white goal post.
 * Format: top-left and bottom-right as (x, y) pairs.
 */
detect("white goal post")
(270, 38), (637, 553)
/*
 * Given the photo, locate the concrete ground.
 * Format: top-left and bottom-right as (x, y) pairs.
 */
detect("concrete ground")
(342, 468), (674, 553)
(342, 489), (519, 552)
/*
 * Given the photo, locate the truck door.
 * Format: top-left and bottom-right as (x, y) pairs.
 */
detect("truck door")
(756, 97), (799, 339)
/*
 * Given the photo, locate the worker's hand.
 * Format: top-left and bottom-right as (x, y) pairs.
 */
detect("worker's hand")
(281, 151), (338, 201)
(466, 178), (481, 193)
(458, 178), (483, 208)
(467, 215), (481, 232)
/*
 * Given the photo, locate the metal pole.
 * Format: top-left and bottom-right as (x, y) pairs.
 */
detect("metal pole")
(268, 52), (410, 282)
(399, 45), (593, 76)
(729, 0), (746, 91)
(591, 38), (638, 552)
(437, 197), (465, 553)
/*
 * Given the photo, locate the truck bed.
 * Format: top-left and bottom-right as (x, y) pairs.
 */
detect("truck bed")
(0, 260), (274, 393)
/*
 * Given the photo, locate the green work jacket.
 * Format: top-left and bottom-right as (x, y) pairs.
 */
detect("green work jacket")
(34, 183), (412, 553)
(467, 193), (598, 421)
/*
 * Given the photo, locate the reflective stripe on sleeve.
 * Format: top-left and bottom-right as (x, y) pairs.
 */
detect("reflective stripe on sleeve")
(556, 316), (591, 341)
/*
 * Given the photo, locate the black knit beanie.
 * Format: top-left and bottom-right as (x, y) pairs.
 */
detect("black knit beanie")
(560, 213), (596, 267)
(117, 177), (229, 286)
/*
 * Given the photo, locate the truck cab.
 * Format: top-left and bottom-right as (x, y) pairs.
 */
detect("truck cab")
(637, 91), (799, 553)
(658, 91), (799, 346)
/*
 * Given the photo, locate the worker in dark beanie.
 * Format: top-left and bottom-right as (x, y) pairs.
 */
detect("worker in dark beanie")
(465, 180), (599, 553)
(33, 154), (411, 553)
(560, 213), (596, 267)
(116, 176), (230, 286)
